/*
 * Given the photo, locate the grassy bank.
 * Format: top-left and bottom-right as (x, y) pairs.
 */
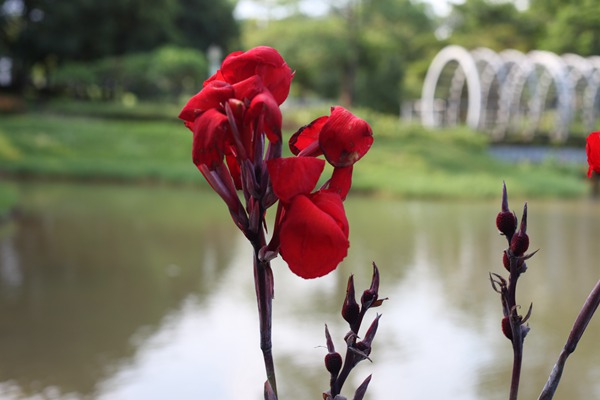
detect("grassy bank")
(0, 100), (590, 217)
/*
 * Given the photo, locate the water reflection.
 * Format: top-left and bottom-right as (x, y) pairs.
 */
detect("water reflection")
(0, 183), (238, 398)
(0, 183), (599, 400)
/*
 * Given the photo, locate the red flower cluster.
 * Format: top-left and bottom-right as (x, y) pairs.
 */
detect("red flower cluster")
(179, 46), (373, 279)
(267, 107), (373, 278)
(586, 131), (600, 178)
(179, 46), (293, 230)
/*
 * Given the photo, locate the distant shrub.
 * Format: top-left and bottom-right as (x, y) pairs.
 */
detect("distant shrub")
(53, 46), (208, 101)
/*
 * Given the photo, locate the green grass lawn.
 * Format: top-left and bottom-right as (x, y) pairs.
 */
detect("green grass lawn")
(0, 100), (591, 217)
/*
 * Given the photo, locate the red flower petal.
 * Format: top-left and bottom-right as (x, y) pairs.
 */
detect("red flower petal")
(233, 75), (266, 102)
(279, 192), (349, 279)
(267, 157), (325, 203)
(586, 131), (600, 178)
(326, 166), (353, 200)
(191, 109), (230, 169)
(179, 81), (234, 123)
(319, 106), (373, 167)
(245, 91), (282, 144)
(225, 153), (242, 190)
(219, 46), (293, 105)
(310, 191), (349, 238)
(289, 115), (329, 156)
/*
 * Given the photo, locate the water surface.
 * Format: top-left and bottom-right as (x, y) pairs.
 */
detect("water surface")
(1, 182), (599, 399)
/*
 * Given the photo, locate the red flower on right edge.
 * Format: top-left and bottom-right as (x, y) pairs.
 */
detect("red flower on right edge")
(586, 131), (600, 177)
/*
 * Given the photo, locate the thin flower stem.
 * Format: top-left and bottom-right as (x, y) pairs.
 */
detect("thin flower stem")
(538, 279), (600, 400)
(510, 339), (523, 400)
(508, 263), (523, 400)
(253, 236), (278, 398)
(332, 350), (355, 396)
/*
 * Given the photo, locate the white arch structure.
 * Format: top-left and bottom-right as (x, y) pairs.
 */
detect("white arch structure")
(421, 45), (600, 141)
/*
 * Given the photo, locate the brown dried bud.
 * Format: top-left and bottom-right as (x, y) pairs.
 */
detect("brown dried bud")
(502, 251), (510, 271)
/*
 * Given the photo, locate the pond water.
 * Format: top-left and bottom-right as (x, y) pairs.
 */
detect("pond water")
(1, 182), (600, 400)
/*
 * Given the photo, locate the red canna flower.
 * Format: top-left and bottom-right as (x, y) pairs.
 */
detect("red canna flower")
(267, 157), (350, 279)
(278, 191), (349, 279)
(586, 131), (600, 178)
(206, 46), (294, 105)
(267, 157), (325, 202)
(289, 115), (329, 157)
(179, 80), (234, 125)
(191, 108), (231, 169)
(320, 107), (374, 168)
(290, 106), (373, 168)
(179, 45), (295, 215)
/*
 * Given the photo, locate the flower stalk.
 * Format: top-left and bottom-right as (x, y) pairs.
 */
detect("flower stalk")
(253, 249), (277, 396)
(179, 46), (374, 398)
(490, 182), (535, 400)
(538, 279), (600, 400)
(324, 263), (385, 400)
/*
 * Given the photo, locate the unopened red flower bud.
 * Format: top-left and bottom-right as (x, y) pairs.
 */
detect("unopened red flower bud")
(342, 301), (360, 327)
(510, 203), (529, 256)
(510, 231), (529, 256)
(342, 276), (360, 327)
(504, 251), (526, 273)
(496, 211), (517, 238)
(324, 352), (343, 376)
(502, 251), (510, 271)
(502, 316), (513, 341)
(361, 263), (381, 309)
(361, 289), (377, 308)
(496, 182), (517, 238)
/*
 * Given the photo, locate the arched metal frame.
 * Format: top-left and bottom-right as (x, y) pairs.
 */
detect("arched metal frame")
(421, 45), (600, 141)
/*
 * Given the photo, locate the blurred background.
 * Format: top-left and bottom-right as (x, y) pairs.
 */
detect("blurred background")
(1, 0), (600, 399)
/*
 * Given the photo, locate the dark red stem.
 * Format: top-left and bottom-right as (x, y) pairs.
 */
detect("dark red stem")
(252, 226), (278, 398)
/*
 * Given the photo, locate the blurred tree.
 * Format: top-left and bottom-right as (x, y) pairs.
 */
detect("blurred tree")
(243, 15), (349, 100)
(444, 0), (539, 52)
(356, 0), (437, 112)
(530, 0), (600, 56)
(175, 0), (239, 52)
(243, 0), (436, 113)
(0, 0), (239, 93)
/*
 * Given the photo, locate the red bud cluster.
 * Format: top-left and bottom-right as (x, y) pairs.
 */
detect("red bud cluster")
(509, 203), (529, 257)
(324, 264), (385, 400)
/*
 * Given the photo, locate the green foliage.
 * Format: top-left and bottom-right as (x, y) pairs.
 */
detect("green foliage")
(0, 102), (587, 199)
(52, 46), (208, 101)
(0, 181), (17, 218)
(243, 16), (351, 99)
(0, 0), (238, 92)
(0, 111), (194, 183)
(176, 0), (240, 52)
(533, 0), (600, 56)
(243, 0), (436, 113)
(444, 0), (540, 52)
